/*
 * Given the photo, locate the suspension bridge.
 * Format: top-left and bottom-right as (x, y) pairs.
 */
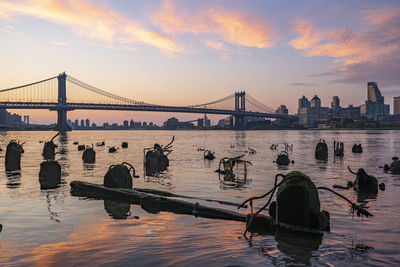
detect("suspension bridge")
(0, 72), (294, 131)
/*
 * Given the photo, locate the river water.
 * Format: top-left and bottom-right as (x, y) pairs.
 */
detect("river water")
(0, 130), (399, 266)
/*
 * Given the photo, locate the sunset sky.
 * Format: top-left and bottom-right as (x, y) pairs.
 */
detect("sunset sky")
(1, 0), (399, 125)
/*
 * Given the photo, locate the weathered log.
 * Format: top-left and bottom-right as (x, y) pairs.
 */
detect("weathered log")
(134, 188), (247, 208)
(39, 160), (61, 189)
(5, 140), (24, 171)
(70, 181), (246, 222)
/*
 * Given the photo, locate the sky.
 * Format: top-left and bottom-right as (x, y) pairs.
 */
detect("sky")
(0, 0), (400, 125)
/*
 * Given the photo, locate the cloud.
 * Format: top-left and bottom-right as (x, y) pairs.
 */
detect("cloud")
(289, 7), (400, 86)
(0, 0), (181, 54)
(51, 41), (67, 46)
(290, 82), (316, 87)
(152, 0), (276, 51)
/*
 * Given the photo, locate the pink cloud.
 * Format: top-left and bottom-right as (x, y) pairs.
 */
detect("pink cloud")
(152, 0), (276, 51)
(0, 0), (182, 54)
(289, 7), (400, 86)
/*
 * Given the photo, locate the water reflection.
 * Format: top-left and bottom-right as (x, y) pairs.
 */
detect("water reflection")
(57, 132), (69, 178)
(274, 231), (323, 266)
(104, 200), (131, 219)
(356, 190), (377, 205)
(5, 171), (21, 188)
(43, 189), (67, 223)
(83, 163), (95, 172)
(46, 192), (60, 223)
(315, 159), (328, 172)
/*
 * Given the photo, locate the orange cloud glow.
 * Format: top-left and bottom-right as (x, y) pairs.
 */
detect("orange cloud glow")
(289, 20), (372, 65)
(0, 0), (182, 54)
(289, 7), (400, 66)
(152, 0), (276, 50)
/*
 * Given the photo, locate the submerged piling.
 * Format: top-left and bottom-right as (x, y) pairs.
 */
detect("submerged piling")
(39, 160), (62, 189)
(5, 140), (24, 172)
(82, 147), (96, 163)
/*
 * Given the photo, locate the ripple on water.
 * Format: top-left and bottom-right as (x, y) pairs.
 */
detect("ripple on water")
(0, 130), (399, 266)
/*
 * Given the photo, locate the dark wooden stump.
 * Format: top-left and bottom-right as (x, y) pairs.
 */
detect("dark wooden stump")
(39, 160), (61, 189)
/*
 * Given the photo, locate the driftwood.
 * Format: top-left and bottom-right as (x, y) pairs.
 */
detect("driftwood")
(70, 181), (246, 222)
(134, 188), (247, 208)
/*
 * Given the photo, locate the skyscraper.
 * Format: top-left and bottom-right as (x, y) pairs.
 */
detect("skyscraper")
(298, 96), (310, 109)
(331, 96), (340, 108)
(310, 95), (321, 108)
(368, 82), (384, 104)
(360, 82), (390, 117)
(394, 96), (400, 115)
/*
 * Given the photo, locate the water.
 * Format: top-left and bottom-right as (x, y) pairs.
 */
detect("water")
(0, 130), (399, 266)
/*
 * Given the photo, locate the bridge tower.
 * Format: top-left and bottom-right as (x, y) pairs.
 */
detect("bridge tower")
(234, 91), (246, 128)
(54, 72), (71, 132)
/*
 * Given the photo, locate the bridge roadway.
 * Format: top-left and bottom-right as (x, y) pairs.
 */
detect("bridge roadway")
(0, 102), (294, 120)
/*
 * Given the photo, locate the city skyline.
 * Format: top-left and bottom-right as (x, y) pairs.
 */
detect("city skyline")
(1, 0), (400, 124)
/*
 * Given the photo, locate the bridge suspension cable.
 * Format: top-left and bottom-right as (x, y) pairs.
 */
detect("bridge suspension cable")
(66, 76), (154, 106)
(187, 93), (235, 108)
(245, 94), (275, 113)
(0, 76), (57, 93)
(0, 75), (58, 103)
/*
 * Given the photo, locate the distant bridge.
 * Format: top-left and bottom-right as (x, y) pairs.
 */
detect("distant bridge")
(0, 73), (295, 131)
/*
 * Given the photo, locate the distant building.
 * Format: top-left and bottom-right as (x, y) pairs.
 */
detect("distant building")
(123, 120), (129, 128)
(74, 119), (79, 127)
(163, 117), (194, 129)
(360, 82), (390, 118)
(85, 119), (90, 128)
(275, 105), (288, 115)
(298, 95), (310, 109)
(310, 95), (321, 108)
(129, 119), (134, 128)
(331, 96), (340, 108)
(394, 96), (400, 115)
(340, 105), (360, 118)
(24, 115), (30, 124)
(298, 95), (326, 127)
(80, 119), (84, 128)
(224, 116), (234, 128)
(0, 109), (21, 127)
(197, 115), (211, 128)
